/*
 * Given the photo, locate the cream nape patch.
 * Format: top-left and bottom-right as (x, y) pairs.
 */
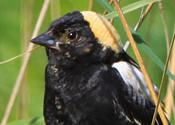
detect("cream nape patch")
(81, 11), (123, 53)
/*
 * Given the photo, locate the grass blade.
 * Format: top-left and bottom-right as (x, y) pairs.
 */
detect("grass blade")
(105, 0), (160, 19)
(133, 33), (175, 81)
(96, 0), (114, 12)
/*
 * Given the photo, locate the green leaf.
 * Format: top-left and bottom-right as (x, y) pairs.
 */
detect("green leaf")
(96, 0), (114, 12)
(105, 0), (160, 19)
(132, 33), (175, 81)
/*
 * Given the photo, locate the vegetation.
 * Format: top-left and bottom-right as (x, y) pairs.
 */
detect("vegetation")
(0, 0), (174, 124)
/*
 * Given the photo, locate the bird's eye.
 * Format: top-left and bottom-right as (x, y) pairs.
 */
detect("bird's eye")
(67, 32), (78, 40)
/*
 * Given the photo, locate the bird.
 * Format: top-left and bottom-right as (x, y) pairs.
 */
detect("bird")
(31, 11), (169, 125)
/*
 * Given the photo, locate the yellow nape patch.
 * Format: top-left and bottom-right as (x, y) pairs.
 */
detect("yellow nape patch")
(81, 11), (123, 53)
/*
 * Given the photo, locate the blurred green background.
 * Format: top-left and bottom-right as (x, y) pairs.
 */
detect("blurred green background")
(0, 0), (174, 124)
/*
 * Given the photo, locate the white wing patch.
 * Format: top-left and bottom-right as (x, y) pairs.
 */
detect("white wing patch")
(112, 61), (159, 101)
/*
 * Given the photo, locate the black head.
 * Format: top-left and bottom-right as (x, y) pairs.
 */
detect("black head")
(31, 11), (98, 63)
(31, 11), (122, 67)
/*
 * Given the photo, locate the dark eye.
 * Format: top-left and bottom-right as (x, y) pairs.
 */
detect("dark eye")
(67, 32), (78, 40)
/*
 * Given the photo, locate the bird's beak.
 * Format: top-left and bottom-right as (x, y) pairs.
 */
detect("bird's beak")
(31, 33), (60, 48)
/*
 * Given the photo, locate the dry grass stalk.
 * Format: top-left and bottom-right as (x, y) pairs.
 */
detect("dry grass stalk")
(134, 2), (155, 32)
(88, 0), (94, 11)
(103, 0), (113, 15)
(112, 0), (169, 125)
(19, 0), (34, 119)
(0, 0), (50, 125)
(124, 2), (155, 50)
(0, 46), (40, 65)
(158, 1), (170, 53)
(152, 28), (175, 125)
(165, 31), (175, 120)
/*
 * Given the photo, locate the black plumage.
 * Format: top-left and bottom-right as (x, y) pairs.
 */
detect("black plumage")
(31, 11), (169, 125)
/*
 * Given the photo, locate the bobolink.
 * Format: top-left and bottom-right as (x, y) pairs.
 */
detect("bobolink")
(31, 11), (169, 125)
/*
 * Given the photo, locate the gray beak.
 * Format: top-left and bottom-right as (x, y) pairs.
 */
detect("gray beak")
(31, 33), (58, 47)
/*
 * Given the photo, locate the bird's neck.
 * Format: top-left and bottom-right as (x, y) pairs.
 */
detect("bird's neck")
(46, 44), (121, 69)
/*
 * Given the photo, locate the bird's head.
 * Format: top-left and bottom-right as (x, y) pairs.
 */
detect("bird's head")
(31, 11), (123, 66)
